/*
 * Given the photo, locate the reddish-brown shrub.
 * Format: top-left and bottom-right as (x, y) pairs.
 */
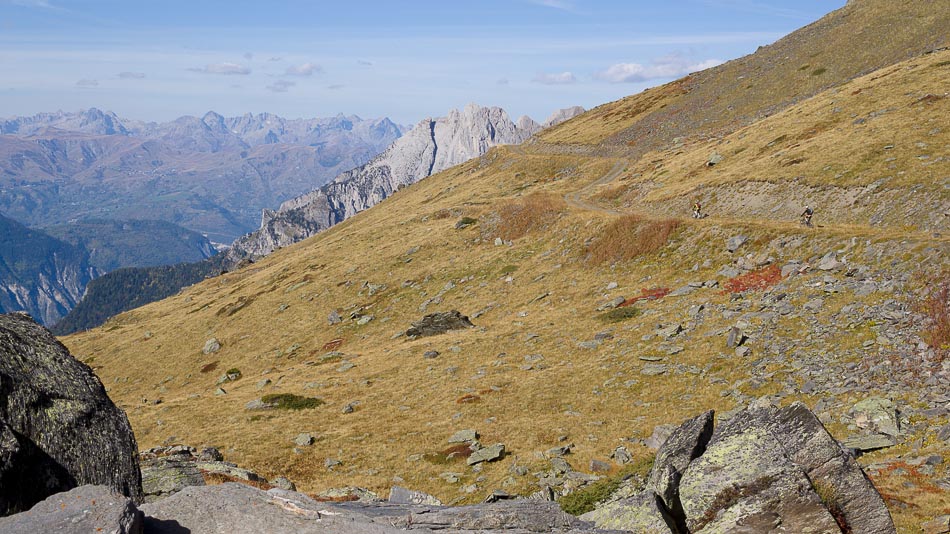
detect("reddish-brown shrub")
(587, 215), (680, 264)
(456, 394), (481, 404)
(721, 264), (782, 294)
(492, 193), (566, 241)
(620, 287), (672, 307)
(919, 274), (950, 359)
(200, 361), (219, 374)
(322, 338), (344, 351)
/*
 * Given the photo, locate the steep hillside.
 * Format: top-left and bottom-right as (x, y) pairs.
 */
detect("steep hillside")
(44, 219), (216, 272)
(0, 214), (98, 325)
(64, 4), (950, 531)
(0, 110), (403, 241)
(227, 104), (583, 261)
(540, 0), (949, 152)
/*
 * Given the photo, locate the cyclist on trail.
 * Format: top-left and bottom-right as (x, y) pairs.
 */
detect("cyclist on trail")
(801, 205), (813, 227)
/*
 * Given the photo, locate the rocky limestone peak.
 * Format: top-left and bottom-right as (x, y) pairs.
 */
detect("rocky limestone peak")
(542, 106), (586, 128)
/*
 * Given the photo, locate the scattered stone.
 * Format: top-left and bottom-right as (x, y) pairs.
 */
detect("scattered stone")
(921, 515), (950, 534)
(494, 237), (504, 246)
(342, 402), (358, 414)
(841, 433), (898, 452)
(611, 447), (632, 465)
(294, 433), (315, 447)
(405, 311), (474, 338)
(197, 447), (223, 462)
(641, 363), (669, 376)
(141, 454), (205, 502)
(852, 397), (901, 436)
(327, 311), (342, 325)
(606, 282), (618, 290)
(656, 324), (681, 339)
(270, 477), (296, 491)
(706, 152), (723, 166)
(324, 458), (342, 469)
(202, 338), (221, 354)
(388, 486), (442, 506)
(596, 296), (626, 311)
(735, 346), (752, 358)
(255, 378), (272, 390)
(214, 387), (227, 396)
(467, 444), (505, 465)
(589, 459), (611, 473)
(448, 429), (479, 444)
(726, 235), (748, 253)
(725, 326), (745, 348)
(423, 350), (440, 359)
(356, 315), (374, 326)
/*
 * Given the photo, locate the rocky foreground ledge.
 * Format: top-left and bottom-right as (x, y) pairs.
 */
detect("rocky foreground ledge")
(0, 312), (912, 533)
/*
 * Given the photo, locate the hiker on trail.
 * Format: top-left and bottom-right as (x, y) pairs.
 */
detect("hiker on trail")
(692, 200), (702, 219)
(800, 205), (813, 227)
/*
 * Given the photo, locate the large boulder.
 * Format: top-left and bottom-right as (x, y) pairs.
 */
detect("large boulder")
(405, 310), (474, 338)
(582, 401), (895, 534)
(0, 485), (142, 534)
(0, 313), (142, 515)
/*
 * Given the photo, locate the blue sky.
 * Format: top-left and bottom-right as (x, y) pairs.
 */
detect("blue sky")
(0, 0), (845, 125)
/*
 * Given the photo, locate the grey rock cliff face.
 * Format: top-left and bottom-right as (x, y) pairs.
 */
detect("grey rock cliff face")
(0, 313), (143, 515)
(227, 103), (584, 262)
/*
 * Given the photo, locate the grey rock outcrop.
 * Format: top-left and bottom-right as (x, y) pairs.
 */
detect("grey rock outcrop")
(542, 106), (586, 128)
(0, 313), (142, 515)
(0, 485), (143, 534)
(227, 103), (583, 262)
(406, 310), (475, 338)
(583, 402), (895, 534)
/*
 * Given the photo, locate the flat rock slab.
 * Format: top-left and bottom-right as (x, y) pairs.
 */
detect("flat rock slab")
(141, 483), (620, 533)
(0, 485), (142, 534)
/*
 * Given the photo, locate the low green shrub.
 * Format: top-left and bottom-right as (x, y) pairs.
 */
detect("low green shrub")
(261, 393), (324, 410)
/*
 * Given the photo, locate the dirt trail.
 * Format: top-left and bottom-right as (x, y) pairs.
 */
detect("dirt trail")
(564, 161), (626, 215)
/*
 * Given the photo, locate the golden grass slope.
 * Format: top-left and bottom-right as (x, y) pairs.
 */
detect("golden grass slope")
(64, 47), (949, 530)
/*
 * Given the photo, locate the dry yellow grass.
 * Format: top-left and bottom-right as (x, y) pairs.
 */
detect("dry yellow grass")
(63, 48), (950, 528)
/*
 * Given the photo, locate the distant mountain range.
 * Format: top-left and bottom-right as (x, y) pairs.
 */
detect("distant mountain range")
(227, 103), (584, 261)
(0, 108), (406, 242)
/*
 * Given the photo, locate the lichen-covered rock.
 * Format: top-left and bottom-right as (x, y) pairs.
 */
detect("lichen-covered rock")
(406, 310), (474, 338)
(388, 485), (442, 506)
(647, 409), (714, 527)
(141, 455), (206, 503)
(678, 407), (841, 533)
(0, 313), (142, 515)
(761, 402), (896, 533)
(580, 492), (675, 533)
(0, 485), (142, 534)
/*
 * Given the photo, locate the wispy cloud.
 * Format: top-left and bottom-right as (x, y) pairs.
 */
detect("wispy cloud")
(357, 60), (373, 66)
(285, 62), (321, 76)
(497, 78), (509, 86)
(698, 0), (810, 19)
(327, 84), (344, 90)
(266, 79), (295, 93)
(117, 71), (145, 79)
(532, 71), (576, 85)
(526, 0), (575, 12)
(189, 62), (251, 75)
(243, 52), (253, 60)
(596, 55), (722, 83)
(11, 0), (54, 8)
(75, 78), (98, 87)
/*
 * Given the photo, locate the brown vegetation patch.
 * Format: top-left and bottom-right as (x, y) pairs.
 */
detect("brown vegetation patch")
(322, 338), (344, 351)
(456, 394), (481, 404)
(490, 193), (566, 241)
(587, 215), (680, 264)
(311, 494), (360, 502)
(200, 361), (219, 374)
(721, 265), (782, 294)
(918, 273), (950, 360)
(216, 295), (255, 317)
(621, 287), (672, 306)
